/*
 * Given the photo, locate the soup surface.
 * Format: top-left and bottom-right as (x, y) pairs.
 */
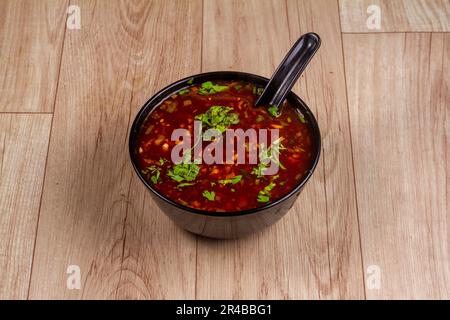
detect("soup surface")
(135, 80), (316, 212)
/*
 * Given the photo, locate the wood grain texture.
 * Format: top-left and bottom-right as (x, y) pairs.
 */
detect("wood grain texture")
(339, 0), (450, 32)
(343, 33), (450, 299)
(197, 0), (364, 299)
(28, 0), (201, 299)
(287, 0), (365, 299)
(0, 0), (68, 112)
(0, 114), (52, 299)
(115, 0), (202, 300)
(0, 0), (447, 300)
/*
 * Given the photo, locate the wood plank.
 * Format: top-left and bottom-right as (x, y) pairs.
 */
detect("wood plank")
(286, 0), (365, 299)
(28, 0), (201, 299)
(0, 0), (68, 112)
(339, 0), (450, 32)
(343, 33), (450, 299)
(0, 114), (52, 299)
(115, 0), (202, 299)
(197, 0), (364, 299)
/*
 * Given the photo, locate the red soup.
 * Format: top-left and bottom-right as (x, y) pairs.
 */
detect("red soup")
(135, 80), (316, 212)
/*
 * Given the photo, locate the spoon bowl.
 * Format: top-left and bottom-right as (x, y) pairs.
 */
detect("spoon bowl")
(255, 33), (321, 111)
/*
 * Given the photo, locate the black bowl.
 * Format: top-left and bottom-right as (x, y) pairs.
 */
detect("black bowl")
(129, 71), (321, 239)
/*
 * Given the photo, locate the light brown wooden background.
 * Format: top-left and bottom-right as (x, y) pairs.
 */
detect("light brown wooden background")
(0, 0), (448, 300)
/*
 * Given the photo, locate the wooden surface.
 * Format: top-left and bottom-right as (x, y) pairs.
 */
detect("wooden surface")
(0, 0), (68, 112)
(0, 114), (52, 299)
(339, 0), (450, 32)
(0, 0), (448, 300)
(343, 33), (450, 299)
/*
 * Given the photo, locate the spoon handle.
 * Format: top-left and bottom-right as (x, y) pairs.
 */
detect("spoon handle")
(255, 33), (321, 108)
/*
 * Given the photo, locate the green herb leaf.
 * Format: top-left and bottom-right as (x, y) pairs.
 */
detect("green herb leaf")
(177, 182), (196, 188)
(257, 194), (270, 202)
(151, 171), (160, 184)
(251, 164), (266, 178)
(167, 163), (200, 182)
(234, 85), (242, 91)
(252, 86), (264, 95)
(264, 182), (276, 192)
(270, 140), (286, 171)
(178, 89), (190, 95)
(231, 175), (242, 184)
(218, 175), (242, 185)
(141, 165), (156, 175)
(257, 182), (276, 203)
(159, 157), (168, 165)
(298, 113), (306, 123)
(198, 81), (229, 95)
(202, 190), (216, 201)
(195, 106), (240, 135)
(142, 165), (161, 184)
(168, 173), (184, 182)
(253, 138), (286, 176)
(187, 78), (194, 85)
(268, 104), (280, 117)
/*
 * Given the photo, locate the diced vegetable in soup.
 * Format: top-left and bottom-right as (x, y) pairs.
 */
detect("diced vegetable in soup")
(135, 80), (316, 212)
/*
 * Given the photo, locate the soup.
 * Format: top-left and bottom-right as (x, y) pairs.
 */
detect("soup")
(134, 80), (315, 212)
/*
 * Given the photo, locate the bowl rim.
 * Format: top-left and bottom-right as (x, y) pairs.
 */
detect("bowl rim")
(129, 71), (321, 217)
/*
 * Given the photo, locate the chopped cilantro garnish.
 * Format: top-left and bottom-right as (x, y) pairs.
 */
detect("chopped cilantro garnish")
(198, 81), (229, 95)
(257, 182), (276, 203)
(257, 194), (270, 202)
(234, 85), (242, 91)
(252, 138), (286, 177)
(151, 171), (160, 184)
(142, 165), (161, 184)
(195, 106), (239, 136)
(231, 175), (242, 184)
(218, 175), (242, 185)
(252, 86), (264, 95)
(298, 112), (307, 123)
(264, 138), (286, 169)
(187, 78), (194, 85)
(265, 182), (276, 191)
(142, 165), (156, 175)
(167, 163), (200, 182)
(251, 164), (267, 178)
(159, 157), (168, 165)
(268, 104), (280, 117)
(202, 190), (215, 201)
(178, 89), (190, 95)
(177, 182), (196, 188)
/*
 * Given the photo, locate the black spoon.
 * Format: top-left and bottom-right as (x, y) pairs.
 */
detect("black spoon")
(255, 33), (321, 113)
